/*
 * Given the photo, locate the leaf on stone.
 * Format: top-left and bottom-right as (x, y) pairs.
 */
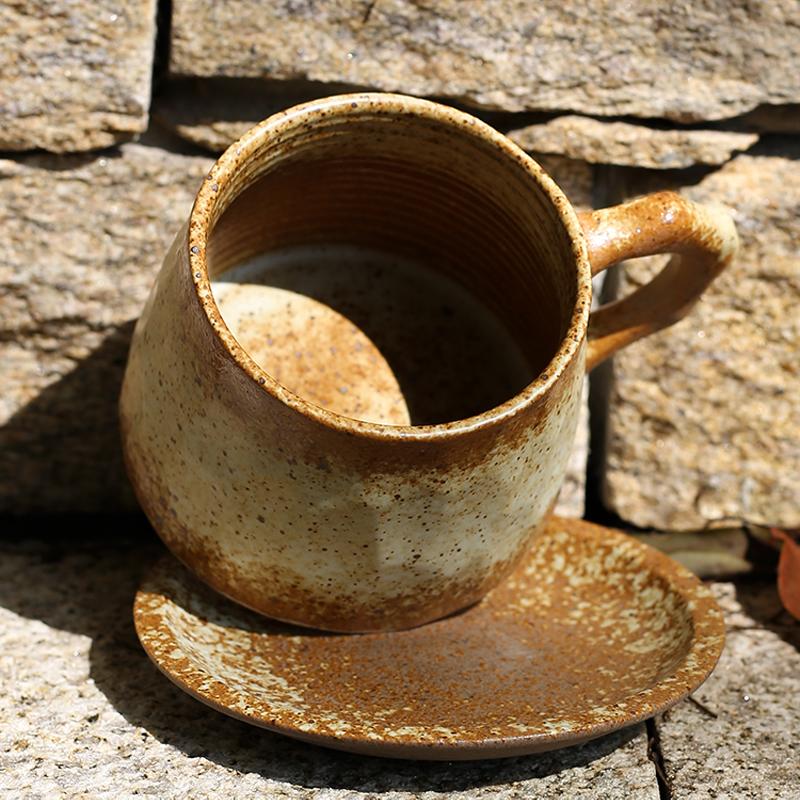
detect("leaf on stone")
(771, 528), (800, 620)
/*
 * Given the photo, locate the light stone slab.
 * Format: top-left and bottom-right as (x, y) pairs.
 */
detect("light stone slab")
(602, 144), (800, 531)
(0, 0), (157, 152)
(507, 116), (758, 169)
(169, 0), (800, 122)
(655, 582), (800, 799)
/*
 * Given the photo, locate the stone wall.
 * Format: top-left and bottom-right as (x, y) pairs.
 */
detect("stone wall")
(2, 2), (797, 530)
(0, 144), (212, 513)
(601, 145), (800, 531)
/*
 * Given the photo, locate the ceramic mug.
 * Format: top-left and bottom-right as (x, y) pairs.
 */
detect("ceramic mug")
(120, 94), (737, 632)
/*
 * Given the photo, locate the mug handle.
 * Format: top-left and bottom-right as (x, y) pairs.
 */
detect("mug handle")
(577, 191), (738, 371)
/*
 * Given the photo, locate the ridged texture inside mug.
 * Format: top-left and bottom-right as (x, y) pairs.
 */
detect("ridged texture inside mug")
(205, 111), (577, 417)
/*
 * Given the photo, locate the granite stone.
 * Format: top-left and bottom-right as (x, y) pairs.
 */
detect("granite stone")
(507, 116), (758, 169)
(169, 0), (800, 122)
(602, 143), (800, 531)
(0, 143), (214, 513)
(0, 536), (660, 798)
(0, 0), (157, 152)
(655, 582), (800, 799)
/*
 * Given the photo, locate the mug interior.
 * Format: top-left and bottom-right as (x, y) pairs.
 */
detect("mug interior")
(202, 96), (580, 427)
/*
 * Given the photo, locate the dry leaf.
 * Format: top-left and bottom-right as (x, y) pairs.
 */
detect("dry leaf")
(771, 528), (800, 620)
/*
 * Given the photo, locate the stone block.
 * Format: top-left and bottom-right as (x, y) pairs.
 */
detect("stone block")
(0, 144), (214, 512)
(0, 0), (157, 152)
(602, 143), (800, 530)
(169, 1), (800, 121)
(655, 582), (800, 798)
(507, 116), (758, 169)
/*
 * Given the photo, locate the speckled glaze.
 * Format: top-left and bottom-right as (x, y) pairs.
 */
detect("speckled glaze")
(134, 516), (726, 760)
(120, 93), (736, 632)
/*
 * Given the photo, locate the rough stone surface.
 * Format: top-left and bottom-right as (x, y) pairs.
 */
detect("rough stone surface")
(169, 0), (800, 122)
(508, 116), (758, 169)
(0, 137), (592, 516)
(602, 142), (800, 531)
(0, 0), (157, 152)
(0, 143), (214, 513)
(655, 581), (800, 799)
(0, 535), (660, 798)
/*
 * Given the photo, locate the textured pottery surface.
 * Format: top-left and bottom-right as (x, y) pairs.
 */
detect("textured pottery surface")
(134, 516), (726, 760)
(119, 94), (592, 632)
(120, 94), (736, 632)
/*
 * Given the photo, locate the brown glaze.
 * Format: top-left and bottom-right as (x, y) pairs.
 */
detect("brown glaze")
(134, 516), (726, 760)
(120, 93), (736, 632)
(120, 94), (589, 632)
(578, 191), (737, 370)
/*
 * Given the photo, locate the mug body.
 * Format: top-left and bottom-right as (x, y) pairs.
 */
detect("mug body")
(120, 94), (592, 632)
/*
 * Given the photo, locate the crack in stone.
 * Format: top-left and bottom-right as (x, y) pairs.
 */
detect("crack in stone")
(646, 716), (672, 800)
(687, 694), (718, 719)
(362, 0), (378, 24)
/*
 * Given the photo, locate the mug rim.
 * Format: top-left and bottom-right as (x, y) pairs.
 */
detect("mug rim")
(187, 92), (592, 442)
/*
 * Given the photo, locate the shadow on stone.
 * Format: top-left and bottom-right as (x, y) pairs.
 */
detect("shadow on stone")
(734, 580), (800, 652)
(747, 133), (800, 158)
(0, 320), (137, 514)
(0, 533), (640, 792)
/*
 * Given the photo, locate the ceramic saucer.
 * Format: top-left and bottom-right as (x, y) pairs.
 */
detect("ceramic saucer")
(134, 516), (725, 760)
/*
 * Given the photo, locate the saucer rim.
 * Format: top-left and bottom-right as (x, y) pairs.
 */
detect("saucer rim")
(133, 517), (726, 760)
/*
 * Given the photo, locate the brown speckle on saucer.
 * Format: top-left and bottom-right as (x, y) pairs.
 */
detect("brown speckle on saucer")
(133, 516), (724, 760)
